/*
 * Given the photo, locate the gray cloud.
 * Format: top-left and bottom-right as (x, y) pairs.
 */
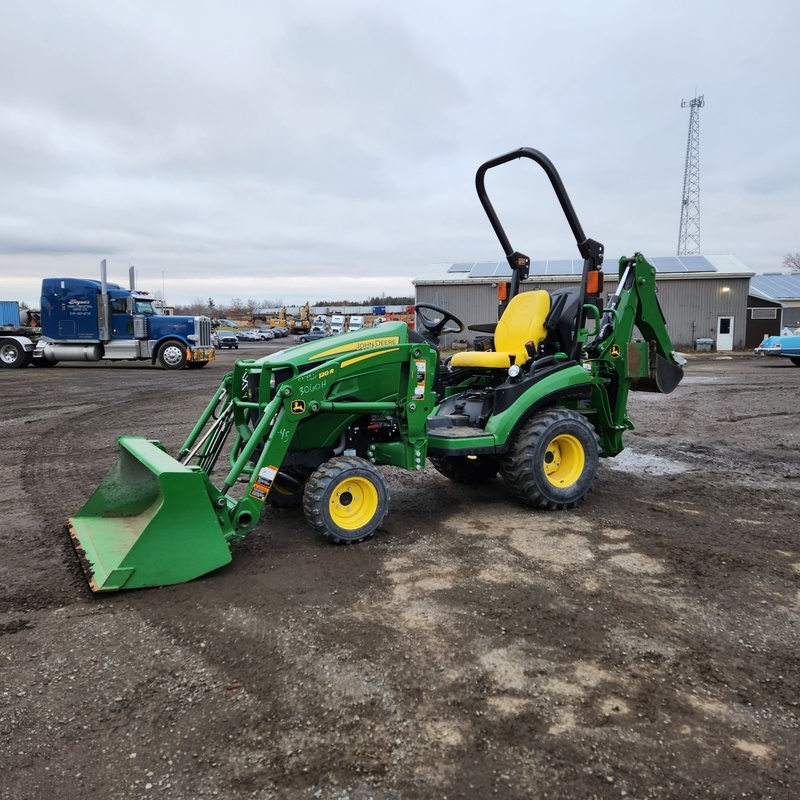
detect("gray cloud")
(2, 0), (799, 307)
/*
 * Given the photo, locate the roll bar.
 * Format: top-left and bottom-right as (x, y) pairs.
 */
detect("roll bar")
(475, 147), (605, 358)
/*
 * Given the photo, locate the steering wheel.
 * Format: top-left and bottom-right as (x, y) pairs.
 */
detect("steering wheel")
(414, 303), (465, 338)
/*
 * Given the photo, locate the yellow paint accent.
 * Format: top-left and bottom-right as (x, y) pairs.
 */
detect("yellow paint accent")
(451, 351), (513, 368)
(544, 433), (585, 488)
(341, 348), (400, 369)
(329, 476), (379, 530)
(450, 291), (551, 369)
(315, 336), (401, 360)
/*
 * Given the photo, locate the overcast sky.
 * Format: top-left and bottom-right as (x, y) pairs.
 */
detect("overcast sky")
(2, 0), (798, 309)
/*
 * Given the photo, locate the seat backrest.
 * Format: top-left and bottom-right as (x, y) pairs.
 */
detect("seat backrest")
(495, 290), (551, 361)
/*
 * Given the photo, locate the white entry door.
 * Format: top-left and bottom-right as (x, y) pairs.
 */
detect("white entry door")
(717, 316), (734, 351)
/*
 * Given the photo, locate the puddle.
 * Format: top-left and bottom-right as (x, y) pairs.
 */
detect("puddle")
(604, 449), (689, 475)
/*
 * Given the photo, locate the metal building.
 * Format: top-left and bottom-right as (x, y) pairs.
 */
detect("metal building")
(414, 254), (753, 352)
(747, 274), (800, 347)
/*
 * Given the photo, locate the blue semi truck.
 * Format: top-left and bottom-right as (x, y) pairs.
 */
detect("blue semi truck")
(0, 262), (214, 370)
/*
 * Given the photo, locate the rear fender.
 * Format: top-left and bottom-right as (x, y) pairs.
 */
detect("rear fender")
(485, 364), (593, 451)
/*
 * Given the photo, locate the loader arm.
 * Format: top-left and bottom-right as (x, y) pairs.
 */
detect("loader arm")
(585, 252), (685, 455)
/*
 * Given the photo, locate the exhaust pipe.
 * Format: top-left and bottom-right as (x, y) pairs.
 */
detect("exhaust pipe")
(99, 259), (110, 342)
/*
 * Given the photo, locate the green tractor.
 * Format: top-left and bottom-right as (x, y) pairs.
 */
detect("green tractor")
(70, 148), (685, 592)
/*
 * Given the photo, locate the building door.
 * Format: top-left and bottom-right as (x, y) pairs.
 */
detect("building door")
(717, 315), (734, 351)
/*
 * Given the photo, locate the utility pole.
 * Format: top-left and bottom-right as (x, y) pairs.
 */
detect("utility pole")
(677, 94), (704, 255)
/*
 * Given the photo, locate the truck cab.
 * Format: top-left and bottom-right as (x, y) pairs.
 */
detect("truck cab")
(31, 271), (215, 369)
(348, 315), (365, 332)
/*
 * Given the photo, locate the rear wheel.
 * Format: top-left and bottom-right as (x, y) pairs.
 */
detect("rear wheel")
(304, 456), (389, 543)
(157, 341), (188, 370)
(0, 341), (32, 369)
(429, 454), (499, 483)
(499, 408), (598, 510)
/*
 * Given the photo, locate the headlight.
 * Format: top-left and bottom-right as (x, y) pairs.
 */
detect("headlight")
(187, 334), (198, 342)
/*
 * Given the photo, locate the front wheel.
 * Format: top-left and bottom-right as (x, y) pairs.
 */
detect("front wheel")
(157, 341), (188, 370)
(0, 340), (32, 369)
(303, 456), (389, 543)
(499, 408), (599, 510)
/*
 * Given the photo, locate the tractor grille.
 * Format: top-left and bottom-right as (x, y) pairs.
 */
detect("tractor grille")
(196, 317), (212, 347)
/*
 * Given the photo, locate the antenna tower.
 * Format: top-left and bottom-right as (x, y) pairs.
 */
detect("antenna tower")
(677, 94), (704, 255)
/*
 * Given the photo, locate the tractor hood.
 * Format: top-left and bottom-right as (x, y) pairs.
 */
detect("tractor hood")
(257, 322), (412, 368)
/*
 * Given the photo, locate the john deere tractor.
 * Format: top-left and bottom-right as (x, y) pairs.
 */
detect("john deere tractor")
(70, 147), (685, 591)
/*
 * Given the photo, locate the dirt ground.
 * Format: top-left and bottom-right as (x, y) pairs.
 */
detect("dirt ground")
(1, 345), (799, 800)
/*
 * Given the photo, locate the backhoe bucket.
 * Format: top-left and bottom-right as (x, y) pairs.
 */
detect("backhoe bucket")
(627, 342), (684, 395)
(69, 436), (232, 592)
(630, 352), (684, 395)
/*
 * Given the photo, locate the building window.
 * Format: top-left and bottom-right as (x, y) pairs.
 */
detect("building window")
(750, 308), (777, 320)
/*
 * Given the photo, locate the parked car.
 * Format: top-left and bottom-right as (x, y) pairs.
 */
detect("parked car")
(252, 329), (275, 340)
(216, 331), (239, 349)
(238, 331), (261, 341)
(298, 331), (331, 343)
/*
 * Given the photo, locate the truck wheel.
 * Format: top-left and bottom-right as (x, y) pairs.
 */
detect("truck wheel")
(500, 408), (599, 510)
(158, 341), (188, 370)
(303, 456), (389, 543)
(32, 358), (58, 367)
(429, 455), (499, 483)
(0, 341), (32, 369)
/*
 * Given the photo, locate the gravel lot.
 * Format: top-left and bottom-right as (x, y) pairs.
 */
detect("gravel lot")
(1, 345), (799, 799)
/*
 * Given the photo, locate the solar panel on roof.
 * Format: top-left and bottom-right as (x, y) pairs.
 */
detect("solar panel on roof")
(651, 257), (684, 272)
(679, 255), (714, 272)
(447, 263), (474, 273)
(494, 262), (512, 277)
(470, 263), (500, 277)
(529, 261), (548, 275)
(546, 259), (575, 274)
(751, 274), (800, 300)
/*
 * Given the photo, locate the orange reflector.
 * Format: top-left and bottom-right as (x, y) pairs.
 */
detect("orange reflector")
(497, 282), (509, 301)
(586, 270), (604, 295)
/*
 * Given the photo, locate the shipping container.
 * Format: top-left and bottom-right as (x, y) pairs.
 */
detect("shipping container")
(0, 301), (21, 326)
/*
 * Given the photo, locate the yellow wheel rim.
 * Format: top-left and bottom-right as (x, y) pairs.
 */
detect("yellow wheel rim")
(543, 434), (585, 488)
(328, 476), (379, 530)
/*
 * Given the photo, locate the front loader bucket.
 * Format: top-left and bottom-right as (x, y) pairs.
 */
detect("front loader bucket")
(69, 436), (232, 592)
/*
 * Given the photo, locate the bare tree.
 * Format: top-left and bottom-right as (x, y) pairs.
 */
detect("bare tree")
(782, 253), (800, 272)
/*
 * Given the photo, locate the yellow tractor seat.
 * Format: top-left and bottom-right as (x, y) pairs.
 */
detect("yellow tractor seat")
(450, 290), (551, 370)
